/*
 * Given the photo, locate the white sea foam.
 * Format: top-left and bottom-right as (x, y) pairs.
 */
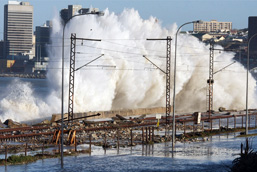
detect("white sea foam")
(0, 78), (51, 122)
(0, 8), (255, 122)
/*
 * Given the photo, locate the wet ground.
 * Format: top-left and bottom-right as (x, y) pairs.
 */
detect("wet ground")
(1, 129), (256, 172)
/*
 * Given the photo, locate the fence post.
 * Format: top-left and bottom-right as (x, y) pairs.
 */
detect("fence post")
(227, 117), (229, 129)
(116, 130), (119, 149)
(234, 116), (236, 129)
(211, 119), (213, 131)
(89, 134), (92, 153)
(242, 115), (244, 128)
(146, 127), (148, 143)
(104, 130), (107, 148)
(75, 138), (77, 152)
(25, 142), (28, 156)
(58, 141), (60, 154)
(219, 118), (221, 131)
(142, 127), (144, 144)
(152, 127), (154, 142)
(42, 143), (44, 155)
(148, 127), (151, 141)
(130, 129), (133, 146)
(5, 146), (7, 164)
(184, 122), (186, 135)
(255, 115), (257, 128)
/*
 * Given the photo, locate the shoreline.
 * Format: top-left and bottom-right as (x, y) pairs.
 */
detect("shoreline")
(0, 126), (256, 166)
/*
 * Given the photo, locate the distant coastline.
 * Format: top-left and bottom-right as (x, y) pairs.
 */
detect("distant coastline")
(0, 73), (46, 79)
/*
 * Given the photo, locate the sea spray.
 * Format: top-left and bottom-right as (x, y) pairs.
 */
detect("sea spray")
(0, 8), (255, 122)
(0, 79), (51, 121)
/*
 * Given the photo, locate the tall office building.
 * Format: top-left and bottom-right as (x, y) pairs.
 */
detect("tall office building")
(68, 5), (82, 18)
(193, 20), (232, 32)
(60, 8), (69, 23)
(60, 5), (103, 23)
(0, 41), (4, 59)
(4, 1), (33, 57)
(35, 21), (52, 59)
(248, 16), (257, 55)
(60, 5), (82, 23)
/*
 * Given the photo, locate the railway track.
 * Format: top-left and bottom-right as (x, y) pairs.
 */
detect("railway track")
(0, 111), (256, 142)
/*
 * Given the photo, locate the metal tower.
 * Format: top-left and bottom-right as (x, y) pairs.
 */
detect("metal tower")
(166, 36), (171, 125)
(207, 42), (214, 128)
(146, 37), (172, 125)
(68, 33), (76, 121)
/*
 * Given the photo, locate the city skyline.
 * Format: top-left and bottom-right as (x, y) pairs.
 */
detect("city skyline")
(0, 0), (257, 40)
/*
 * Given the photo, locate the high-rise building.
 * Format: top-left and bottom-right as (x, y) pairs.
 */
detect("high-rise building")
(4, 1), (33, 57)
(248, 16), (257, 55)
(0, 41), (4, 59)
(60, 5), (104, 23)
(60, 5), (82, 23)
(68, 5), (82, 18)
(193, 20), (232, 32)
(35, 21), (52, 60)
(60, 8), (69, 23)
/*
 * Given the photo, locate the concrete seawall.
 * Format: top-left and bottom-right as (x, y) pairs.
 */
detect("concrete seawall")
(51, 107), (169, 122)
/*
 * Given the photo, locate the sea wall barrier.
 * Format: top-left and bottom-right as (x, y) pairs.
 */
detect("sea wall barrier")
(51, 107), (168, 122)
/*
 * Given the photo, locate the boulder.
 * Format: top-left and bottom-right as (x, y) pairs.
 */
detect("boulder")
(4, 119), (21, 128)
(0, 120), (6, 128)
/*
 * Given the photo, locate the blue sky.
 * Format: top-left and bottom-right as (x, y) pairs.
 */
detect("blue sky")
(0, 0), (257, 40)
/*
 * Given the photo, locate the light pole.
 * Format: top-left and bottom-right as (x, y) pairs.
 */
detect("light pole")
(246, 32), (257, 135)
(173, 20), (202, 151)
(61, 12), (102, 168)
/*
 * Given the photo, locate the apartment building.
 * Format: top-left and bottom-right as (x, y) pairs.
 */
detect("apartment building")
(193, 20), (232, 32)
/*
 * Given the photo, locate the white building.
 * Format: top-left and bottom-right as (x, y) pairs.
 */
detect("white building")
(193, 20), (232, 32)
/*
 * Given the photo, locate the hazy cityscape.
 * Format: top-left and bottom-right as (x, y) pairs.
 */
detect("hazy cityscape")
(0, 1), (257, 172)
(1, 2), (257, 77)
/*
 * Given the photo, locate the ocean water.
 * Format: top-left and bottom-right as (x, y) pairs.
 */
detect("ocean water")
(1, 130), (256, 172)
(0, 77), (49, 98)
(0, 78), (256, 171)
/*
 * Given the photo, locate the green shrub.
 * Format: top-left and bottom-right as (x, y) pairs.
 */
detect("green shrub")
(231, 138), (257, 172)
(7, 155), (35, 164)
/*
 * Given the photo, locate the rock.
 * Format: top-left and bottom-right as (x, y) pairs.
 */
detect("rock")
(219, 107), (226, 112)
(51, 122), (57, 127)
(91, 133), (97, 139)
(0, 120), (6, 128)
(21, 123), (28, 127)
(102, 144), (112, 149)
(4, 119), (21, 128)
(116, 114), (127, 120)
(240, 131), (246, 135)
(40, 120), (50, 125)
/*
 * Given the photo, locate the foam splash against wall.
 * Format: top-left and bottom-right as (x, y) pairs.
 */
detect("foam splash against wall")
(0, 79), (51, 122)
(0, 8), (256, 122)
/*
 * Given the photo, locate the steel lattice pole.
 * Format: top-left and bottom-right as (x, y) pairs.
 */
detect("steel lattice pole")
(68, 33), (76, 121)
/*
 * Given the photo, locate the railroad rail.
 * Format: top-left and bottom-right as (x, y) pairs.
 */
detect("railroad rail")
(0, 111), (256, 142)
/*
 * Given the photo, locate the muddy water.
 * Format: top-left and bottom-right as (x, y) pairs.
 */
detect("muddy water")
(1, 129), (256, 172)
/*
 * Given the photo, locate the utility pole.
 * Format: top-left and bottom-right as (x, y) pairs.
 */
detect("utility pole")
(206, 43), (237, 130)
(68, 34), (101, 121)
(68, 33), (77, 121)
(146, 36), (172, 137)
(207, 41), (214, 129)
